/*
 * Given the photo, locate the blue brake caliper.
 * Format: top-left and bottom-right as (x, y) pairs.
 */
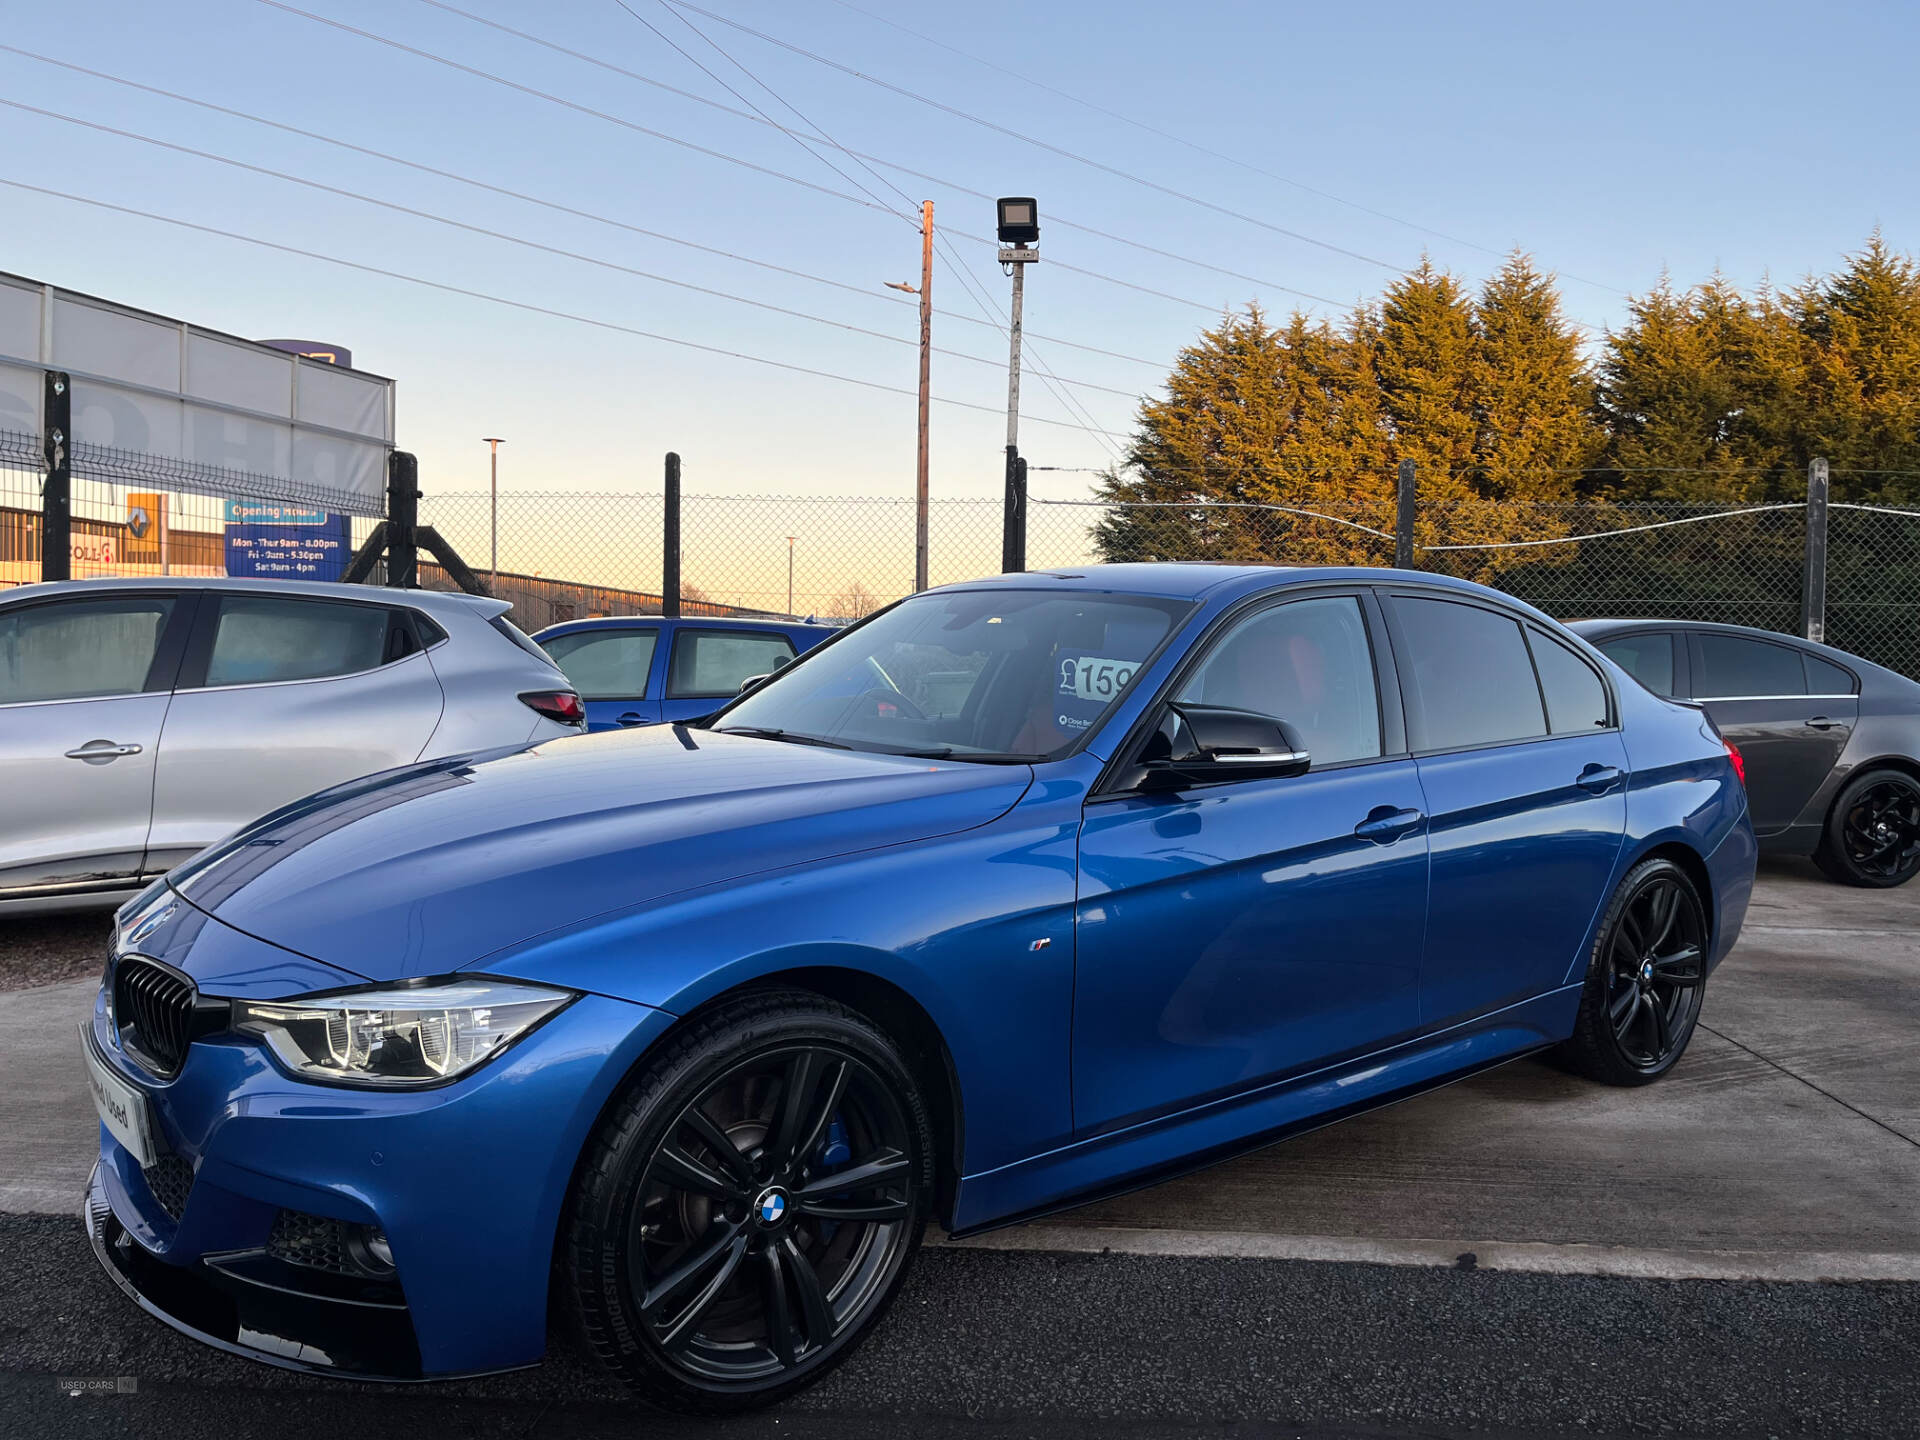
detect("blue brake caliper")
(814, 1117), (851, 1242)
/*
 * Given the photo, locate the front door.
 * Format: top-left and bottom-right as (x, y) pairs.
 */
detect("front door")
(1073, 592), (1429, 1134)
(0, 592), (191, 892)
(540, 625), (663, 731)
(1687, 630), (1858, 836)
(1383, 593), (1630, 1027)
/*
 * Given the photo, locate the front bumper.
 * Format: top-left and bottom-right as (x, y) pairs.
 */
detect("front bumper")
(83, 963), (674, 1379)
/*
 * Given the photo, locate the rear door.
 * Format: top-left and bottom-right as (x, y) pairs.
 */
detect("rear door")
(1383, 592), (1630, 1028)
(0, 591), (194, 892)
(147, 592), (444, 868)
(661, 627), (798, 724)
(539, 624), (663, 731)
(1687, 630), (1858, 836)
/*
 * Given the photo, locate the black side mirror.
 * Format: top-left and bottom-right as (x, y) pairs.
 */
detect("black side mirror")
(1140, 703), (1310, 789)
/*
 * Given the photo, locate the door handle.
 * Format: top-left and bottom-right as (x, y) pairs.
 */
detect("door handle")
(1806, 715), (1843, 731)
(1576, 763), (1626, 794)
(616, 712), (647, 727)
(1354, 806), (1424, 844)
(65, 740), (142, 761)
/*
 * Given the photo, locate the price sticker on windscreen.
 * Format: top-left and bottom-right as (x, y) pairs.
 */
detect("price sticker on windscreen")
(1061, 656), (1139, 702)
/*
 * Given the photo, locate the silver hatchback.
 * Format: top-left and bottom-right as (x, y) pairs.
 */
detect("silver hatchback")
(0, 578), (583, 915)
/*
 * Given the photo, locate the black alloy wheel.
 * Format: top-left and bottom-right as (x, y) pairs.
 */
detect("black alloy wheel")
(565, 993), (931, 1413)
(1560, 857), (1708, 1086)
(1817, 769), (1920, 888)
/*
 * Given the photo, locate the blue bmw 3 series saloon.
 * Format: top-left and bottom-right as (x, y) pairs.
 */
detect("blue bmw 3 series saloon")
(82, 564), (1756, 1412)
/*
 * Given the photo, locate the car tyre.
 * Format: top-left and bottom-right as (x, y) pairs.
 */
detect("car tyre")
(563, 990), (933, 1414)
(1813, 768), (1920, 888)
(1558, 857), (1708, 1087)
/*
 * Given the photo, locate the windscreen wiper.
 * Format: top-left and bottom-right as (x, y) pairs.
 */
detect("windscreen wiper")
(712, 726), (852, 750)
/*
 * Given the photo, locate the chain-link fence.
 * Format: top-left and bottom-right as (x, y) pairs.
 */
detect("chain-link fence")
(411, 485), (1919, 679)
(9, 445), (1918, 681)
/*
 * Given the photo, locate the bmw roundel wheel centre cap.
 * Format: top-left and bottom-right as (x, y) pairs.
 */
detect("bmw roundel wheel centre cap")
(755, 1188), (790, 1227)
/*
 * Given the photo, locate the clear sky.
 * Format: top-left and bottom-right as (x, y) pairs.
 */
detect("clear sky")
(2, 0), (1914, 516)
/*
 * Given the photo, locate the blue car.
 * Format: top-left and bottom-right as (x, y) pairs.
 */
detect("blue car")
(83, 565), (1755, 1412)
(534, 615), (837, 731)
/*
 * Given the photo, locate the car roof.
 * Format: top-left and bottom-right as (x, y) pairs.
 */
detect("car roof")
(1566, 617), (1920, 687)
(534, 614), (833, 637)
(0, 575), (512, 621)
(925, 562), (1520, 607)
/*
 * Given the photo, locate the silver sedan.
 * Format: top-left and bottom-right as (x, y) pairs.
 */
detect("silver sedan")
(0, 577), (583, 915)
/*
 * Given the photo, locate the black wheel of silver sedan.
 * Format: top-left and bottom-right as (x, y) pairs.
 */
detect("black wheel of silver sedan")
(564, 992), (932, 1414)
(1816, 769), (1920, 889)
(1559, 857), (1708, 1086)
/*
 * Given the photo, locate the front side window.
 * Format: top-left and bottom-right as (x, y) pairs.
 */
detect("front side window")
(0, 596), (175, 704)
(543, 628), (659, 700)
(1176, 596), (1381, 765)
(717, 590), (1188, 760)
(1694, 633), (1806, 698)
(668, 631), (797, 700)
(1599, 633), (1675, 697)
(1394, 596), (1546, 751)
(205, 596), (391, 687)
(1528, 628), (1610, 733)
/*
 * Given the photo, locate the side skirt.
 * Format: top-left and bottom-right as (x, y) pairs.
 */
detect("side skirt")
(948, 984), (1582, 1238)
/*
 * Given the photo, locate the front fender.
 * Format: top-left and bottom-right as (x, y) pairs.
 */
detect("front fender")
(479, 772), (1090, 1177)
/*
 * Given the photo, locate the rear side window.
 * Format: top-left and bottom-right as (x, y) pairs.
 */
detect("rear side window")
(1695, 633), (1806, 698)
(0, 596), (175, 703)
(1598, 633), (1675, 697)
(1528, 628), (1610, 733)
(669, 630), (796, 699)
(1806, 654), (1857, 695)
(205, 596), (390, 687)
(543, 628), (659, 700)
(1393, 596), (1545, 751)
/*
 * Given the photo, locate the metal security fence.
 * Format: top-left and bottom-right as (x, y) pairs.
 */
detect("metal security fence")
(416, 476), (1920, 681)
(2, 430), (383, 589)
(12, 430), (1917, 680)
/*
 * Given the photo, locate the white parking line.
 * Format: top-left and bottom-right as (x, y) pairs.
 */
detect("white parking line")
(943, 1225), (1920, 1283)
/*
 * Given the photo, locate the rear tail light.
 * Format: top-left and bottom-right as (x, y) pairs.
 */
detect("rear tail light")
(1723, 738), (1745, 786)
(521, 689), (585, 726)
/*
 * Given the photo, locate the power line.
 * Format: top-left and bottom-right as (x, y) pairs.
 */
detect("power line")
(0, 176), (1131, 437)
(657, 0), (1408, 274)
(0, 95), (1144, 401)
(370, 0), (1339, 309)
(0, 43), (1169, 369)
(611, 0), (1128, 459)
(817, 0), (1626, 297)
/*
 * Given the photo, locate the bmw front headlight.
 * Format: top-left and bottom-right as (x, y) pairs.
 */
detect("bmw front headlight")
(234, 979), (574, 1088)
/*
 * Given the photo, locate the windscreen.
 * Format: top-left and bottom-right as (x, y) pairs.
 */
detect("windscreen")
(716, 589), (1190, 761)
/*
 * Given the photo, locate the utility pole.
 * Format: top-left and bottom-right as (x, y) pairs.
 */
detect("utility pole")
(483, 437), (505, 583)
(886, 203), (937, 592)
(995, 198), (1039, 574)
(786, 535), (796, 619)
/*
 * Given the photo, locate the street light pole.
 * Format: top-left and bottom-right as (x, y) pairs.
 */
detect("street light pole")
(995, 198), (1039, 575)
(916, 200), (934, 592)
(483, 437), (505, 582)
(786, 535), (796, 619)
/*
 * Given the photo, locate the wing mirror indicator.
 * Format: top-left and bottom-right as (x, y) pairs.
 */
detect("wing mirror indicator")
(1141, 703), (1310, 789)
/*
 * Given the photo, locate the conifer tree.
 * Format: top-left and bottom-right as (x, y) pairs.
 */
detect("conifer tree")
(1470, 252), (1601, 502)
